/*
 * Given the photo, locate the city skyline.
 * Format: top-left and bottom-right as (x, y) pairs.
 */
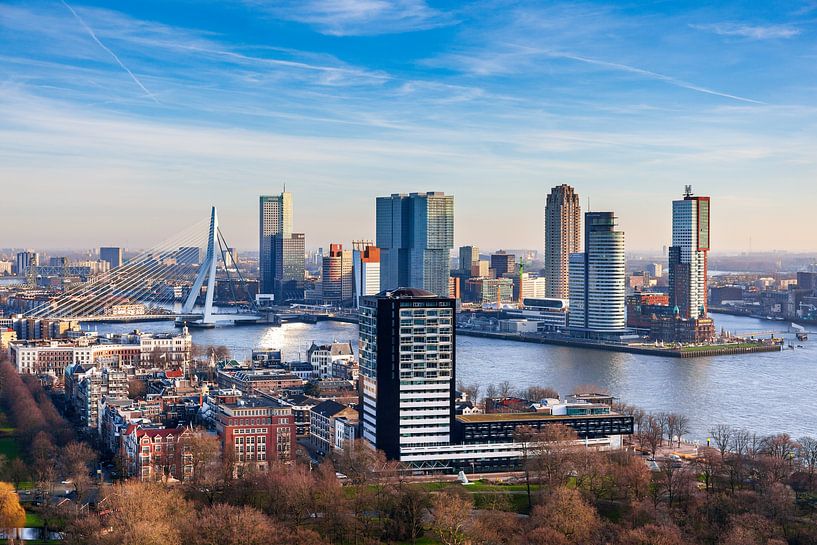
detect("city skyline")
(2, 1), (817, 251)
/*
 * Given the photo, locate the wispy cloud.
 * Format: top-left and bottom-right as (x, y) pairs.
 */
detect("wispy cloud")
(59, 0), (159, 103)
(253, 0), (455, 36)
(691, 22), (801, 40)
(541, 49), (765, 105)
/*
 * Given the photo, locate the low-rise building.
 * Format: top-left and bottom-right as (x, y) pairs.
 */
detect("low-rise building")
(307, 341), (355, 379)
(123, 424), (192, 481)
(310, 400), (358, 455)
(204, 393), (296, 472)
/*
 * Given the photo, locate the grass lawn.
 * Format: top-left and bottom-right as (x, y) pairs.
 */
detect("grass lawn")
(0, 435), (22, 459)
(680, 342), (763, 353)
(26, 512), (45, 528)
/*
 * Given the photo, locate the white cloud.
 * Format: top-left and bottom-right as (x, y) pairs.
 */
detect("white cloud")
(691, 22), (801, 40)
(252, 0), (455, 36)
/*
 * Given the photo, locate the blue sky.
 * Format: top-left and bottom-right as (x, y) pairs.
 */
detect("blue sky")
(1, 0), (816, 252)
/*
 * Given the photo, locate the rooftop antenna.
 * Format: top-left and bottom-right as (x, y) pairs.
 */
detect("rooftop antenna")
(587, 196), (590, 212)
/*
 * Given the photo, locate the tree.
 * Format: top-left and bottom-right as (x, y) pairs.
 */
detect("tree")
(616, 523), (685, 545)
(0, 481), (26, 538)
(470, 510), (520, 545)
(4, 458), (29, 491)
(127, 378), (147, 400)
(456, 382), (481, 404)
(529, 487), (601, 545)
(60, 441), (97, 500)
(639, 416), (663, 459)
(430, 490), (472, 545)
(797, 436), (817, 484)
(183, 430), (223, 504)
(519, 386), (560, 402)
(184, 503), (277, 545)
(497, 380), (513, 398)
(383, 483), (430, 544)
(525, 423), (579, 490)
(333, 439), (391, 486)
(91, 482), (192, 545)
(709, 424), (732, 459)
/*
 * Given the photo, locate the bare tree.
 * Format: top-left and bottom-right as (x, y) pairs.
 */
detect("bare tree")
(797, 436), (817, 484)
(519, 385), (560, 402)
(710, 424), (733, 459)
(430, 490), (472, 545)
(639, 415), (663, 459)
(497, 380), (513, 398)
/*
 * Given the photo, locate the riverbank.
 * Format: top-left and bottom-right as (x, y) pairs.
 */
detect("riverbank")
(455, 329), (782, 358)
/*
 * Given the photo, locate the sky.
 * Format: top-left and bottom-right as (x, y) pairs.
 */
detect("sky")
(1, 0), (816, 253)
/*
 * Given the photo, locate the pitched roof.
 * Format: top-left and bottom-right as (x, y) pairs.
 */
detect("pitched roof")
(312, 399), (349, 418)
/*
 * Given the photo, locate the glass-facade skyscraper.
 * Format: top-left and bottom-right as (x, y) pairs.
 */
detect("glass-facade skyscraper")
(669, 186), (710, 319)
(259, 192), (303, 302)
(568, 212), (626, 333)
(376, 192), (454, 297)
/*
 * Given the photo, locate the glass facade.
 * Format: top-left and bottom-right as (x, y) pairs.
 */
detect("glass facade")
(376, 193), (454, 297)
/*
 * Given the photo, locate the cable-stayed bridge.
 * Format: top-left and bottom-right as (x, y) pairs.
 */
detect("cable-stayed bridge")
(24, 207), (265, 327)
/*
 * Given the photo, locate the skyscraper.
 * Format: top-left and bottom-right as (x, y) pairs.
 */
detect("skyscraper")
(321, 243), (354, 305)
(545, 185), (581, 299)
(568, 212), (626, 334)
(458, 246), (479, 276)
(99, 247), (123, 269)
(359, 288), (455, 460)
(259, 192), (303, 302)
(353, 241), (380, 308)
(278, 232), (305, 302)
(669, 186), (710, 319)
(376, 192), (454, 297)
(15, 251), (38, 276)
(490, 251), (516, 277)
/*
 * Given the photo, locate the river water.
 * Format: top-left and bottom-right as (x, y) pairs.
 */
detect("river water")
(88, 313), (816, 441)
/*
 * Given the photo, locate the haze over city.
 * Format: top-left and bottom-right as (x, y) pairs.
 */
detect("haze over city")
(2, 0), (817, 251)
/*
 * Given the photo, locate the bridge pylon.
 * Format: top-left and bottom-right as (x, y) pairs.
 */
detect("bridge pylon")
(182, 206), (219, 323)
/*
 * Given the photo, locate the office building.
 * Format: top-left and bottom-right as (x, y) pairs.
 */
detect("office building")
(99, 247), (123, 269)
(376, 192), (454, 297)
(15, 251), (38, 276)
(669, 186), (710, 319)
(568, 212), (626, 334)
(321, 243), (354, 305)
(544, 185), (581, 299)
(471, 260), (490, 278)
(259, 192), (293, 298)
(48, 256), (68, 267)
(177, 246), (202, 266)
(490, 251), (516, 277)
(359, 288), (632, 471)
(278, 232), (305, 301)
(352, 241), (380, 308)
(458, 246), (479, 276)
(359, 288), (455, 460)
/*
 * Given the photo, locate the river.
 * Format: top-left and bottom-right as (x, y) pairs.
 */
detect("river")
(87, 313), (816, 441)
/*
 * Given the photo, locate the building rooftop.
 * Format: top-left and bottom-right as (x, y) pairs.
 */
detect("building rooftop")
(312, 399), (350, 418)
(457, 412), (622, 423)
(377, 287), (438, 298)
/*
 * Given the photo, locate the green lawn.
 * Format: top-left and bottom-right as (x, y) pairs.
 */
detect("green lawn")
(680, 342), (764, 353)
(26, 512), (45, 529)
(0, 435), (22, 459)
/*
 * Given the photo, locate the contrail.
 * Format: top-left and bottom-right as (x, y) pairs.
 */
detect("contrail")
(60, 0), (160, 103)
(558, 52), (765, 105)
